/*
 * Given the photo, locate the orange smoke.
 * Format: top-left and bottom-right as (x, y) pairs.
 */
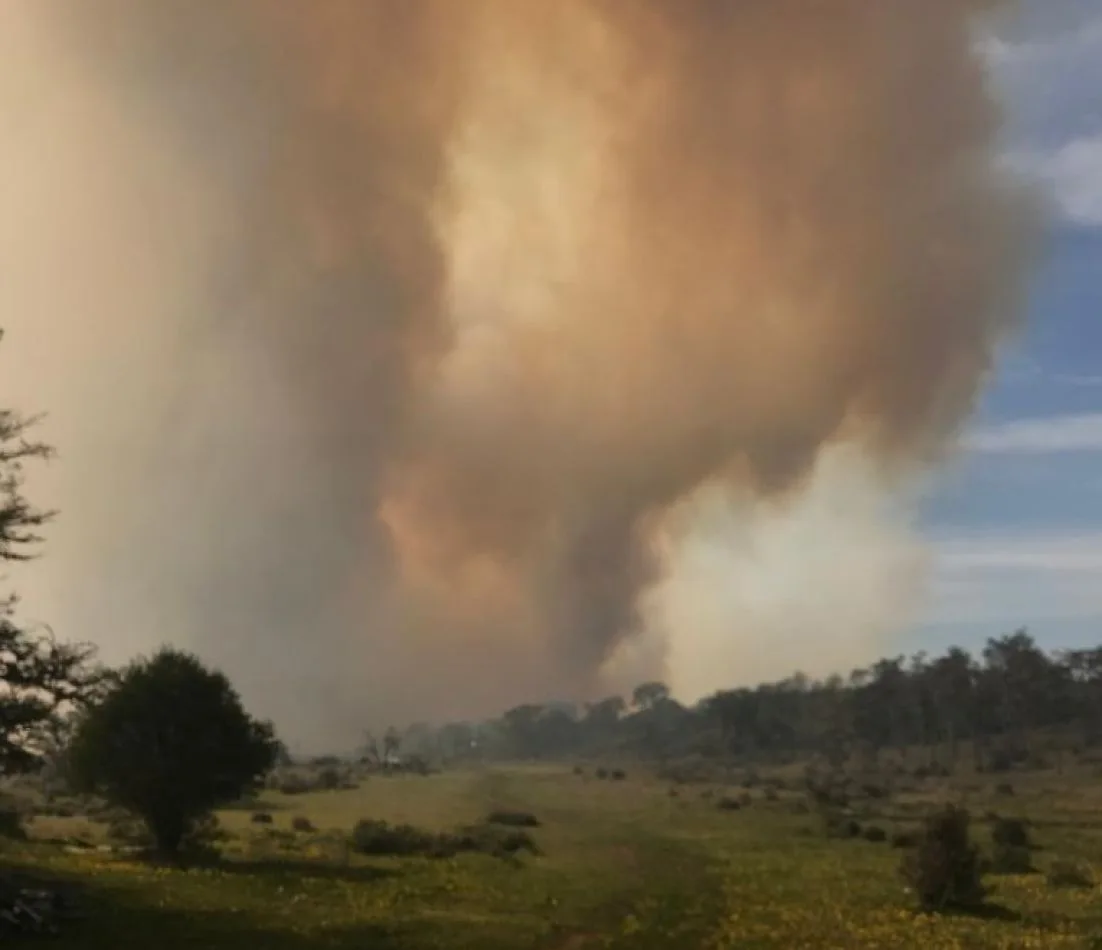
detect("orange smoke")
(7, 0), (1033, 742)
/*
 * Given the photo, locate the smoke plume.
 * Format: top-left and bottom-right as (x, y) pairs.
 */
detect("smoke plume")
(0, 1), (1032, 747)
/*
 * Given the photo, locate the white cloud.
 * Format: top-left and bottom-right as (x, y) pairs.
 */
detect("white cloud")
(963, 413), (1102, 454)
(934, 531), (1102, 573)
(922, 529), (1102, 626)
(982, 8), (1102, 227)
(1007, 134), (1102, 227)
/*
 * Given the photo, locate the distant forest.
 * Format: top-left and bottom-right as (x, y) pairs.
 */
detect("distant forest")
(384, 631), (1102, 772)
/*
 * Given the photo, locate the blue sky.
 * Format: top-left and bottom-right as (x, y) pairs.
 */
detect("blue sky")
(911, 0), (1102, 656)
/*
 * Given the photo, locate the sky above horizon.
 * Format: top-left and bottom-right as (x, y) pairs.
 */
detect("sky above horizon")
(912, 0), (1102, 658)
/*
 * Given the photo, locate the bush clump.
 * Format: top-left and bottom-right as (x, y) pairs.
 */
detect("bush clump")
(351, 820), (437, 857)
(900, 806), (986, 912)
(716, 797), (742, 812)
(987, 844), (1034, 875)
(485, 810), (540, 829)
(453, 824), (540, 859)
(251, 812), (274, 825)
(350, 819), (539, 861)
(610, 769), (626, 781)
(0, 809), (26, 840)
(277, 776), (312, 796)
(891, 830), (919, 849)
(863, 825), (887, 843)
(106, 815), (151, 846)
(990, 816), (1031, 850)
(595, 768), (609, 781)
(291, 816), (315, 833)
(822, 809), (861, 839)
(316, 767), (341, 791)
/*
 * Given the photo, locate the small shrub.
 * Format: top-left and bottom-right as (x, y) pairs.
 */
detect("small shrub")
(1046, 859), (1095, 889)
(716, 797), (742, 812)
(485, 810), (540, 829)
(994, 782), (1014, 797)
(351, 820), (437, 856)
(891, 830), (918, 849)
(668, 787), (679, 798)
(991, 816), (1031, 850)
(0, 809), (26, 840)
(350, 818), (538, 861)
(106, 815), (151, 846)
(595, 768), (609, 780)
(764, 786), (779, 802)
(987, 843), (1034, 875)
(610, 769), (626, 781)
(862, 783), (889, 800)
(900, 806), (986, 912)
(863, 825), (887, 843)
(822, 809), (861, 839)
(278, 777), (312, 796)
(454, 824), (540, 858)
(316, 767), (341, 791)
(251, 812), (274, 825)
(573, 766), (584, 776)
(292, 816), (315, 833)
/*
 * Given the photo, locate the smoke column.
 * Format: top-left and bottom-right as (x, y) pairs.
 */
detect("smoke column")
(0, 1), (1032, 746)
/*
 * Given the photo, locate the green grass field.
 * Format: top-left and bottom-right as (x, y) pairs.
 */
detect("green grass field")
(4, 765), (1102, 948)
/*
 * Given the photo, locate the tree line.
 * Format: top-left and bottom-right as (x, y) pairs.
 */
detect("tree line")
(398, 633), (1102, 772)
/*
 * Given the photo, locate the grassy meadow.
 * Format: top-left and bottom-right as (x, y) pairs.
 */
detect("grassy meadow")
(4, 763), (1102, 948)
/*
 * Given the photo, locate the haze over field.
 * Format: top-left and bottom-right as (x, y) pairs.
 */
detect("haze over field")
(0, 1), (1035, 746)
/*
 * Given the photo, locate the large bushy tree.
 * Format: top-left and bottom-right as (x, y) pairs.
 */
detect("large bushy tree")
(66, 648), (279, 855)
(0, 333), (103, 773)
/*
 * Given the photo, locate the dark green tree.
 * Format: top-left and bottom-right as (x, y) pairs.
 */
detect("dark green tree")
(66, 648), (279, 856)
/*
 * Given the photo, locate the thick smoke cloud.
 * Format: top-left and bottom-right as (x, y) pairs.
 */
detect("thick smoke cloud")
(1, 1), (1032, 748)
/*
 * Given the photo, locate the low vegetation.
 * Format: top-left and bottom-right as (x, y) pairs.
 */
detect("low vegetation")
(4, 765), (1102, 948)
